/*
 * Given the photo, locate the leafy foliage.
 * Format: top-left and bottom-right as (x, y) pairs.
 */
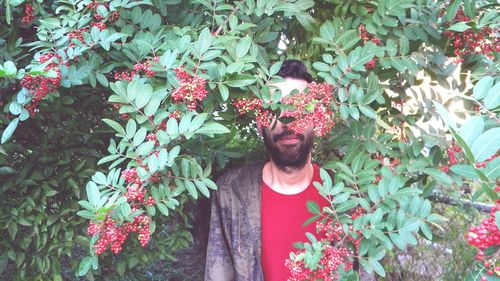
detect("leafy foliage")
(0, 0), (498, 280)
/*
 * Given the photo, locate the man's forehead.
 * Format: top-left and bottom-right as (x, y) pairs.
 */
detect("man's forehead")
(269, 78), (308, 97)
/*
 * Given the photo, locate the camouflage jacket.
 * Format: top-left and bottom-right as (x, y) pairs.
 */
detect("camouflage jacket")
(205, 162), (265, 281)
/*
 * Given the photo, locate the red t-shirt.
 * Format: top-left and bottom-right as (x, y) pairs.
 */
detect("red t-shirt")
(261, 164), (329, 281)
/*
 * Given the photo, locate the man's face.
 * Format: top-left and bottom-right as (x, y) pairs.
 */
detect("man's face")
(260, 78), (314, 170)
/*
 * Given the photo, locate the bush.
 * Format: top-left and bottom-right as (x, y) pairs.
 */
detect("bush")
(0, 0), (498, 280)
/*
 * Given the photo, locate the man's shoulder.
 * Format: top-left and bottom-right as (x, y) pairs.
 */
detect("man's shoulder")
(216, 161), (265, 191)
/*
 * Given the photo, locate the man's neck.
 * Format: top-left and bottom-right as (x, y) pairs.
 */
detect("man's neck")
(262, 157), (314, 195)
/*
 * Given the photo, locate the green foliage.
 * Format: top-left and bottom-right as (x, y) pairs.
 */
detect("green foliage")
(0, 0), (498, 279)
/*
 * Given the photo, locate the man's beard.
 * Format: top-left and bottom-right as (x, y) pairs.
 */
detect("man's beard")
(262, 128), (313, 170)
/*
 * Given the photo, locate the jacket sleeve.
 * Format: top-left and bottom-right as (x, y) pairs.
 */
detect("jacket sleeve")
(205, 183), (235, 281)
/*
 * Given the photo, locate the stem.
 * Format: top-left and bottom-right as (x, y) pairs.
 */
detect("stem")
(214, 1), (242, 36)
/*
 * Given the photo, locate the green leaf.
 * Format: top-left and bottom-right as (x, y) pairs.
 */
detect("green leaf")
(133, 128), (147, 146)
(157, 203), (169, 216)
(86, 182), (100, 207)
(136, 141), (155, 156)
(178, 112), (194, 133)
(471, 128), (500, 162)
(332, 192), (350, 204)
(196, 27), (212, 55)
(1, 118), (19, 144)
(446, 0), (462, 22)
(184, 180), (198, 199)
(8, 222), (17, 240)
(4, 61), (17, 76)
(484, 83), (500, 109)
(194, 180), (210, 198)
(459, 116), (484, 146)
(167, 117), (179, 137)
(236, 36), (252, 59)
(219, 84), (229, 101)
(369, 258), (385, 277)
(473, 76), (494, 100)
(359, 105), (377, 118)
(102, 118), (126, 136)
(422, 168), (452, 185)
(225, 78), (256, 88)
(189, 113), (208, 132)
(78, 257), (93, 276)
(134, 83), (153, 108)
(448, 21), (471, 32)
(450, 164), (479, 179)
(336, 199), (358, 213)
(399, 36), (409, 55)
(196, 122), (230, 135)
(432, 101), (457, 130)
(306, 201), (320, 215)
(127, 78), (144, 101)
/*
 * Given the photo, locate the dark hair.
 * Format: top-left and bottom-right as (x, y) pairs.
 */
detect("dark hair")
(276, 59), (313, 83)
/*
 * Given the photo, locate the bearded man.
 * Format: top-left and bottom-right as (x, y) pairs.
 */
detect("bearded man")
(204, 60), (336, 281)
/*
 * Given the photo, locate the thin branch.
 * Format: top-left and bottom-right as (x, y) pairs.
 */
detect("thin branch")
(213, 1), (243, 36)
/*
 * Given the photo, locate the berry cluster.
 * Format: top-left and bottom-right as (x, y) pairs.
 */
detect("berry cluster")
(171, 68), (208, 111)
(286, 208), (365, 280)
(134, 61), (156, 77)
(476, 250), (499, 281)
(281, 83), (336, 137)
(68, 27), (89, 47)
(114, 60), (157, 81)
(466, 204), (500, 279)
(286, 244), (353, 281)
(89, 212), (151, 254)
(122, 168), (142, 185)
(110, 103), (130, 120)
(443, 9), (500, 63)
(440, 142), (462, 172)
(20, 54), (62, 116)
(169, 110), (182, 120)
(466, 205), (500, 250)
(441, 141), (498, 173)
(233, 97), (272, 127)
(85, 1), (120, 32)
(233, 82), (336, 137)
(146, 133), (159, 146)
(90, 21), (107, 31)
(358, 24), (380, 70)
(22, 3), (35, 24)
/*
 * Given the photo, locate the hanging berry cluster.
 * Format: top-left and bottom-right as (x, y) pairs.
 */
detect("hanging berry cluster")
(233, 82), (336, 137)
(440, 141), (462, 172)
(286, 208), (365, 280)
(20, 53), (63, 116)
(358, 24), (381, 70)
(443, 9), (500, 63)
(114, 59), (157, 81)
(465, 203), (500, 280)
(171, 67), (209, 111)
(441, 143), (499, 173)
(85, 1), (120, 31)
(89, 213), (151, 254)
(21, 3), (35, 24)
(88, 161), (163, 255)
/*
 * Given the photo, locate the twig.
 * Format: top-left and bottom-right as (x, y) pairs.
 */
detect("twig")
(429, 191), (494, 213)
(213, 1), (243, 36)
